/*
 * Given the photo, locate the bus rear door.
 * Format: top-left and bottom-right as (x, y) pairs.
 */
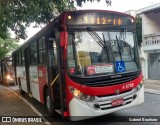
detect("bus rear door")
(24, 47), (31, 95)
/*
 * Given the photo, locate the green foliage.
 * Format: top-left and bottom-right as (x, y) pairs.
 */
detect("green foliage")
(0, 0), (111, 39)
(136, 16), (142, 46)
(0, 0), (77, 59)
(76, 0), (111, 7)
(0, 34), (19, 60)
(0, 0), (111, 59)
(0, 0), (75, 39)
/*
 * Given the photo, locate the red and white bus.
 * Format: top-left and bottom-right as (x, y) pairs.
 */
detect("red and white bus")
(0, 55), (15, 84)
(12, 10), (144, 121)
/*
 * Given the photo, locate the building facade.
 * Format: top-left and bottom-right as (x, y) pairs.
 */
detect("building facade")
(136, 3), (160, 80)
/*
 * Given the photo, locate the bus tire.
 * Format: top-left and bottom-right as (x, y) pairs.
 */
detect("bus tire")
(45, 89), (54, 116)
(18, 78), (25, 95)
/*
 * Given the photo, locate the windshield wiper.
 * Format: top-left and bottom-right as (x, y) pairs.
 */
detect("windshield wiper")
(87, 27), (106, 47)
(87, 27), (110, 61)
(116, 35), (122, 61)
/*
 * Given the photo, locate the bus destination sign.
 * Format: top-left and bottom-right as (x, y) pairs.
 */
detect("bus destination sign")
(66, 12), (134, 26)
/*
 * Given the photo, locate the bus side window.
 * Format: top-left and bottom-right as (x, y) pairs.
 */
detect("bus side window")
(38, 37), (46, 64)
(30, 42), (38, 65)
(53, 40), (57, 67)
(48, 38), (57, 67)
(22, 49), (25, 66)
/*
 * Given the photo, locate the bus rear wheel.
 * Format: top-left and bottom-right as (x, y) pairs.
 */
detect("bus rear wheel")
(45, 89), (54, 115)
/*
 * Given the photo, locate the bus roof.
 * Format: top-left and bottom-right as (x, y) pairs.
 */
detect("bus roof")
(64, 9), (134, 18)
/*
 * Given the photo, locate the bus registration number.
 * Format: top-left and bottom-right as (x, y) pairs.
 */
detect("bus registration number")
(112, 98), (124, 107)
(122, 83), (134, 90)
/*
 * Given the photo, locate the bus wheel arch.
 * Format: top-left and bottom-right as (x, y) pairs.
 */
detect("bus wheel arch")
(42, 85), (48, 104)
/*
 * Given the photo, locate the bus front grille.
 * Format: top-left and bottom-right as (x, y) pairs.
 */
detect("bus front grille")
(84, 74), (138, 87)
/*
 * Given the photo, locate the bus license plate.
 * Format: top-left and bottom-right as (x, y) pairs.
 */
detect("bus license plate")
(111, 98), (124, 107)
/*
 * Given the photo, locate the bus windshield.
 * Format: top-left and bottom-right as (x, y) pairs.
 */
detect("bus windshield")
(67, 30), (139, 77)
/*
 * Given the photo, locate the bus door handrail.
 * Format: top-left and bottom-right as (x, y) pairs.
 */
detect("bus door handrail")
(51, 74), (59, 86)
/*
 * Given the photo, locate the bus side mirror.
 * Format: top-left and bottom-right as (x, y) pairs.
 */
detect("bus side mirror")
(60, 32), (68, 47)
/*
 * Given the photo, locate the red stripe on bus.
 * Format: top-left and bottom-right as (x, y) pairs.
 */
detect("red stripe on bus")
(66, 73), (142, 97)
(38, 65), (48, 104)
(80, 74), (142, 96)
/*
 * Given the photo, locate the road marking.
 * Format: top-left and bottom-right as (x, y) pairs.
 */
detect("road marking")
(4, 86), (52, 125)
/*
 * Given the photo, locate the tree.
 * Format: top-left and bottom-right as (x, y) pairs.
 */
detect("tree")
(136, 16), (142, 46)
(76, 0), (111, 7)
(0, 0), (111, 59)
(0, 33), (19, 60)
(0, 0), (75, 40)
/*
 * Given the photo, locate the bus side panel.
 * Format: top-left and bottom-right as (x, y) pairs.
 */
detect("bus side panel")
(11, 66), (16, 85)
(29, 66), (40, 102)
(38, 65), (48, 104)
(16, 66), (28, 92)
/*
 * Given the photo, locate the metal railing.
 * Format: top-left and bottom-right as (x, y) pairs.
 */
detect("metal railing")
(143, 33), (160, 46)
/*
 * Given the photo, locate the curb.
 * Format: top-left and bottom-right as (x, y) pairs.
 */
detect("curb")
(4, 85), (52, 125)
(144, 88), (160, 95)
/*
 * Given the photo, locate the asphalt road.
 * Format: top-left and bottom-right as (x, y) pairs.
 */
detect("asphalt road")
(52, 93), (160, 125)
(1, 84), (160, 125)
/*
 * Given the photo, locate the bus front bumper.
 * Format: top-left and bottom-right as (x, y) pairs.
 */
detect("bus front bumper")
(69, 85), (144, 121)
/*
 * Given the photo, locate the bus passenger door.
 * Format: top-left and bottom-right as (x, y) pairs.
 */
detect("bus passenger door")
(48, 38), (61, 108)
(56, 31), (66, 117)
(24, 47), (31, 94)
(47, 32), (66, 117)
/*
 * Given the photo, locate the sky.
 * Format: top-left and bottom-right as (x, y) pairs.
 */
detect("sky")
(78, 0), (160, 12)
(15, 0), (160, 44)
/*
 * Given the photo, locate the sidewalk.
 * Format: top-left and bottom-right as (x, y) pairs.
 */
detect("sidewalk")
(0, 84), (50, 125)
(144, 79), (160, 94)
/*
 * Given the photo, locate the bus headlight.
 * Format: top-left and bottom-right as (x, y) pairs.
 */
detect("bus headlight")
(6, 75), (11, 79)
(6, 74), (13, 80)
(134, 83), (143, 92)
(69, 87), (95, 102)
(73, 89), (81, 98)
